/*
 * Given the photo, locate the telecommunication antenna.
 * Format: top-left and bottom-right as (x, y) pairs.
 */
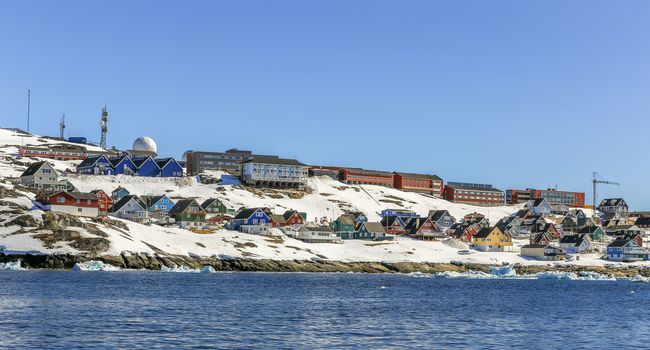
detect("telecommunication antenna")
(100, 106), (108, 149)
(59, 113), (66, 139)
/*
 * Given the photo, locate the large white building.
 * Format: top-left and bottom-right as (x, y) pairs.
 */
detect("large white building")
(240, 156), (308, 189)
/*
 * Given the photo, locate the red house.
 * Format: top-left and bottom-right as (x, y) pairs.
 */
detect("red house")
(283, 210), (304, 226)
(36, 191), (99, 217)
(393, 172), (443, 197)
(91, 189), (112, 214)
(452, 224), (481, 243)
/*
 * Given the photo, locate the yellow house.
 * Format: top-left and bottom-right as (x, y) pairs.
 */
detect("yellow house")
(471, 227), (513, 252)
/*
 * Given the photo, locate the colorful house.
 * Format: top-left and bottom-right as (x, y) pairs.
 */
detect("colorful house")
(525, 198), (552, 216)
(331, 214), (356, 239)
(349, 211), (368, 224)
(451, 223), (481, 243)
(471, 227), (513, 252)
(132, 156), (160, 177)
(19, 161), (67, 191)
(296, 226), (341, 243)
(379, 209), (417, 219)
(607, 238), (649, 262)
(229, 208), (272, 230)
(558, 233), (592, 254)
(269, 214), (287, 227)
(111, 186), (130, 202)
(155, 158), (184, 177)
(381, 216), (407, 235)
(109, 155), (138, 176)
(405, 217), (438, 240)
(354, 222), (392, 241)
(169, 199), (206, 229)
(201, 198), (229, 215)
(520, 244), (566, 261)
(35, 191), (99, 217)
(576, 225), (605, 241)
(109, 195), (149, 223)
(428, 210), (456, 232)
(283, 210), (304, 227)
(77, 155), (114, 175)
(90, 189), (112, 214)
(146, 194), (175, 212)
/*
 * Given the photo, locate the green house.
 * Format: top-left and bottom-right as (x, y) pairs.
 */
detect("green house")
(331, 214), (356, 239)
(578, 225), (606, 241)
(354, 222), (392, 241)
(201, 198), (228, 214)
(169, 199), (206, 230)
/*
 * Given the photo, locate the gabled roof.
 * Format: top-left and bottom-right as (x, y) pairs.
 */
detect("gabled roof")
(599, 198), (626, 207)
(242, 156), (305, 166)
(90, 189), (108, 196)
(362, 222), (386, 234)
(283, 210), (300, 220)
(559, 233), (589, 246)
(300, 225), (332, 233)
(155, 157), (180, 168)
(169, 199), (203, 215)
(44, 191), (97, 201)
(635, 217), (650, 226)
(521, 244), (550, 249)
(429, 210), (451, 222)
(577, 226), (601, 235)
(234, 208), (264, 220)
(20, 161), (48, 177)
(474, 227), (499, 239)
(148, 195), (170, 207)
(336, 214), (355, 226)
(78, 155), (106, 168)
(109, 155), (130, 167)
(131, 156), (157, 168)
(527, 198), (548, 207)
(110, 195), (146, 212)
(201, 198), (222, 209)
(112, 186), (129, 195)
(381, 216), (402, 227)
(607, 238), (633, 248)
(269, 214), (286, 224)
(349, 211), (366, 220)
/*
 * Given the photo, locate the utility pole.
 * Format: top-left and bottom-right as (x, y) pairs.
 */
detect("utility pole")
(27, 89), (31, 132)
(592, 172), (620, 219)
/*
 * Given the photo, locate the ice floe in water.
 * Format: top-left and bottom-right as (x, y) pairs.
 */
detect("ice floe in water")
(201, 266), (216, 273)
(489, 265), (517, 277)
(160, 264), (199, 273)
(406, 272), (431, 278)
(72, 261), (120, 271)
(436, 270), (497, 279)
(0, 260), (25, 271)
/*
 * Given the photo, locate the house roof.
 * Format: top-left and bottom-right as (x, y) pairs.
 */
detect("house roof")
(393, 172), (442, 181)
(336, 214), (355, 226)
(110, 195), (146, 212)
(234, 208), (263, 220)
(341, 168), (393, 176)
(20, 161), (48, 177)
(242, 156), (305, 166)
(90, 189), (107, 195)
(300, 225), (332, 233)
(528, 198), (547, 207)
(577, 226), (600, 234)
(474, 227), (498, 239)
(201, 198), (221, 209)
(559, 233), (589, 246)
(429, 210), (450, 222)
(148, 195), (170, 207)
(599, 198), (626, 207)
(635, 217), (650, 226)
(108, 155), (129, 167)
(381, 216), (402, 227)
(155, 158), (179, 168)
(363, 222), (386, 234)
(283, 210), (299, 220)
(77, 155), (105, 168)
(131, 156), (156, 168)
(521, 244), (550, 249)
(169, 199), (202, 214)
(349, 211), (365, 220)
(607, 238), (631, 248)
(112, 186), (129, 194)
(269, 214), (287, 224)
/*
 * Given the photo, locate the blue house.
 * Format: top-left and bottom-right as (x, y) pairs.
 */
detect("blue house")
(349, 211), (368, 224)
(354, 222), (392, 241)
(111, 186), (130, 201)
(379, 209), (418, 219)
(77, 155), (114, 175)
(132, 156), (160, 177)
(109, 155), (138, 175)
(156, 158), (184, 177)
(228, 208), (272, 230)
(146, 194), (175, 212)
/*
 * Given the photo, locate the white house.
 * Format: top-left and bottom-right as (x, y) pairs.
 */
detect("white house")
(296, 226), (341, 243)
(558, 233), (592, 254)
(109, 195), (149, 223)
(19, 161), (67, 191)
(240, 156), (308, 189)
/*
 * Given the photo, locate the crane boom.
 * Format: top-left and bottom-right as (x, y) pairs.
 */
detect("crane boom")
(592, 172), (620, 219)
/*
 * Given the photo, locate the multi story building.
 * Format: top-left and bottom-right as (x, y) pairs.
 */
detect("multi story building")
(444, 182), (505, 206)
(337, 168), (394, 187)
(506, 188), (585, 207)
(393, 172), (443, 197)
(18, 161), (68, 191)
(240, 156), (308, 189)
(598, 198), (629, 216)
(183, 149), (279, 175)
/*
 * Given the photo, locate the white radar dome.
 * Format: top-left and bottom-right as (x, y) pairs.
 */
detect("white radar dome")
(132, 136), (157, 154)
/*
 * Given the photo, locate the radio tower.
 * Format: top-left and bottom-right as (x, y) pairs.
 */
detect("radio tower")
(59, 113), (66, 139)
(100, 106), (108, 149)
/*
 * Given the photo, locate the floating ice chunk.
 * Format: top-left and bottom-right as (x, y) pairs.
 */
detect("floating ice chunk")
(436, 270), (496, 279)
(160, 264), (199, 273)
(407, 271), (430, 278)
(629, 275), (650, 283)
(201, 266), (216, 273)
(489, 264), (517, 277)
(72, 261), (120, 271)
(0, 260), (25, 271)
(534, 271), (578, 280)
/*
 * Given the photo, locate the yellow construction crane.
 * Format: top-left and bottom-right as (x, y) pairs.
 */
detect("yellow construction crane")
(592, 172), (620, 218)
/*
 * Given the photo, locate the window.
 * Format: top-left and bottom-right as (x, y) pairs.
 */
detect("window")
(78, 208), (82, 212)
(57, 197), (65, 203)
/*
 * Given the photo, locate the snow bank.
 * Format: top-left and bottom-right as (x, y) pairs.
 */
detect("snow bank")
(72, 261), (121, 271)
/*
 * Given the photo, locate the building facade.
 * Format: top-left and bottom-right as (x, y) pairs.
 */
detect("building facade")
(241, 156), (308, 189)
(444, 182), (505, 206)
(183, 149), (279, 175)
(36, 191), (100, 217)
(393, 172), (443, 197)
(506, 188), (585, 207)
(19, 161), (68, 191)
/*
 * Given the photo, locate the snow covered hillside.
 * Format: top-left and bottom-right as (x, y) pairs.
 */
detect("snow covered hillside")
(0, 128), (619, 267)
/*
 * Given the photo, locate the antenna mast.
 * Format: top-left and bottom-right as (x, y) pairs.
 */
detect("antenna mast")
(27, 89), (31, 132)
(100, 105), (108, 149)
(59, 113), (66, 139)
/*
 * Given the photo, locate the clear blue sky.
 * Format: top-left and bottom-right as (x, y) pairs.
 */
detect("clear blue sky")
(1, 1), (649, 209)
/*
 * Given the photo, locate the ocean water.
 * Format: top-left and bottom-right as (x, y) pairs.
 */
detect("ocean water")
(0, 271), (648, 349)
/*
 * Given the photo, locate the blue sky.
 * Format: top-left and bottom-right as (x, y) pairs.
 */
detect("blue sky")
(1, 1), (649, 209)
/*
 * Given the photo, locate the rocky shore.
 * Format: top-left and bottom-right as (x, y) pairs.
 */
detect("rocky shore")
(1, 253), (649, 277)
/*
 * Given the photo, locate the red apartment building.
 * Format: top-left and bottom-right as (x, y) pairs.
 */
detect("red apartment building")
(506, 188), (585, 207)
(393, 172), (444, 197)
(444, 182), (505, 206)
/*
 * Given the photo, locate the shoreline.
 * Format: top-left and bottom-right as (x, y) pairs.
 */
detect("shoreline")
(2, 253), (650, 278)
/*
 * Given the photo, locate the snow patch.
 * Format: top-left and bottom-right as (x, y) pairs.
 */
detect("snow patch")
(72, 261), (121, 271)
(0, 260), (25, 271)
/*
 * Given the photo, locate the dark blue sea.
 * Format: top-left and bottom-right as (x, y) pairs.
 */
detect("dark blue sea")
(0, 271), (648, 349)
